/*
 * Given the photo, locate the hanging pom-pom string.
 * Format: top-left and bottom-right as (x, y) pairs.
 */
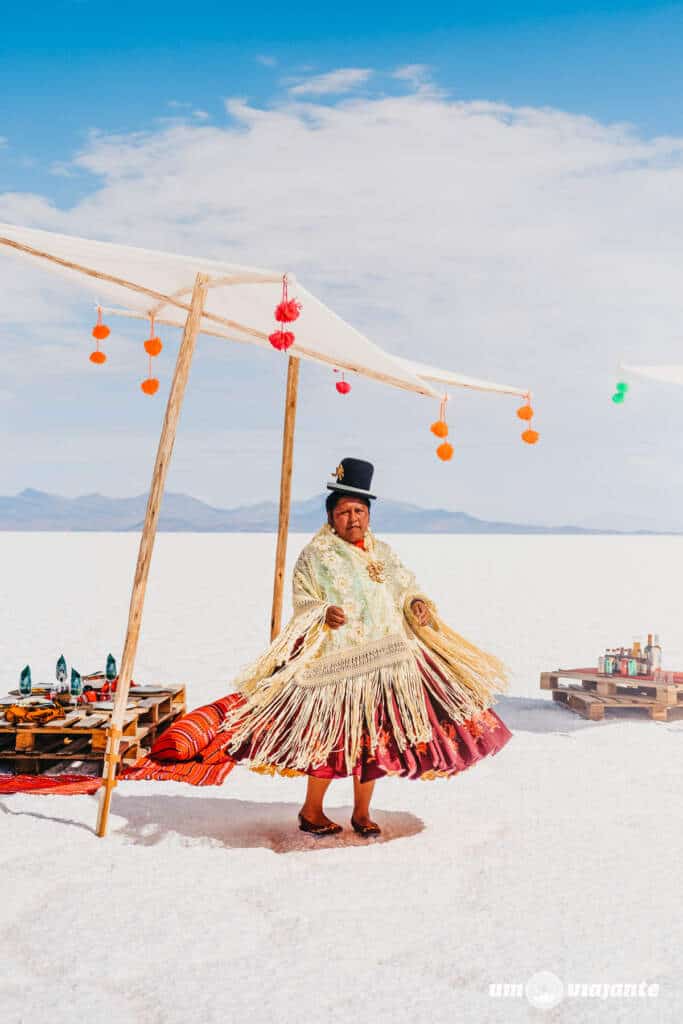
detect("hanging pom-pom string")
(89, 305), (109, 365)
(141, 313), (161, 395)
(92, 306), (110, 342)
(430, 396), (449, 437)
(274, 275), (302, 323)
(612, 380), (628, 404)
(144, 315), (163, 357)
(431, 394), (453, 460)
(519, 392), (540, 444)
(334, 369), (351, 394)
(270, 275), (302, 350)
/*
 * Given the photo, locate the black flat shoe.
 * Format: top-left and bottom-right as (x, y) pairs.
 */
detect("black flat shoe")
(298, 812), (342, 836)
(350, 816), (381, 837)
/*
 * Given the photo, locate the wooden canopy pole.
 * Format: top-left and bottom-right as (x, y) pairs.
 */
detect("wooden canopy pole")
(95, 272), (209, 838)
(270, 356), (300, 641)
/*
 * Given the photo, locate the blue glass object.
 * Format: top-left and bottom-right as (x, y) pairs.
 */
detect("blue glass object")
(19, 665), (32, 696)
(70, 667), (82, 697)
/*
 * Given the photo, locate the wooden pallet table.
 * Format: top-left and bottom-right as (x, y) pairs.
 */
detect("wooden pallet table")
(0, 684), (186, 774)
(541, 669), (683, 722)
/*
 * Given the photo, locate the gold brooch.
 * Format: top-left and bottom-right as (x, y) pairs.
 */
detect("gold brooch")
(367, 561), (386, 583)
(332, 463), (344, 481)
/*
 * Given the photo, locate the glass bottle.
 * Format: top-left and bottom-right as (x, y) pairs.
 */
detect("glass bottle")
(651, 635), (662, 672)
(19, 665), (32, 696)
(70, 667), (83, 699)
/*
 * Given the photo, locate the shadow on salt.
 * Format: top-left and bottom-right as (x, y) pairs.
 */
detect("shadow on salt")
(496, 694), (683, 733)
(108, 795), (425, 853)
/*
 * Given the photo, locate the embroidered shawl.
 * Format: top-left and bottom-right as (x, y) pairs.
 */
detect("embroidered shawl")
(220, 524), (508, 772)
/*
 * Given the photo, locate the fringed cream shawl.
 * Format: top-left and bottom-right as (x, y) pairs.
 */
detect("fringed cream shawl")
(220, 524), (508, 773)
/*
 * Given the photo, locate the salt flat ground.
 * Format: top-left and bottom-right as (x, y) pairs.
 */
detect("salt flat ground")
(1, 533), (681, 1024)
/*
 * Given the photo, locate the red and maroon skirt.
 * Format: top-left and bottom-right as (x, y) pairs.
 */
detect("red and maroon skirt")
(123, 654), (512, 787)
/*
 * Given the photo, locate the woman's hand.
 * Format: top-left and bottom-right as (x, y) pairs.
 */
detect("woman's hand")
(325, 605), (346, 630)
(410, 598), (432, 627)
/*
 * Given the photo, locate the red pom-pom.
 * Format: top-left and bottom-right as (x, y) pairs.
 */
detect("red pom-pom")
(89, 350), (107, 365)
(517, 404), (534, 421)
(430, 420), (448, 438)
(275, 299), (302, 323)
(269, 329), (295, 351)
(336, 380), (351, 395)
(144, 337), (163, 357)
(522, 429), (539, 445)
(92, 323), (110, 341)
(436, 442), (454, 461)
(141, 377), (160, 396)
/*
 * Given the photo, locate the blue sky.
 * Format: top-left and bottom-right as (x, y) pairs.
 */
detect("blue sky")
(3, 2), (683, 528)
(3, 1), (683, 199)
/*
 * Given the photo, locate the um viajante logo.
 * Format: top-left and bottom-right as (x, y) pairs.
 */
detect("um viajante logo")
(489, 971), (659, 1010)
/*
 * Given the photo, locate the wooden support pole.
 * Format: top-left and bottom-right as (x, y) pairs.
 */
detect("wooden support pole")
(95, 272), (209, 838)
(270, 356), (300, 641)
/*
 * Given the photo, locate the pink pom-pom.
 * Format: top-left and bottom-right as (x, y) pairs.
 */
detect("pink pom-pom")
(336, 380), (351, 395)
(269, 329), (295, 351)
(275, 299), (302, 323)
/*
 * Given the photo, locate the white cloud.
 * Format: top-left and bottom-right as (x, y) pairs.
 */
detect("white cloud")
(288, 67), (372, 96)
(3, 84), (683, 526)
(256, 54), (277, 67)
(393, 64), (432, 89)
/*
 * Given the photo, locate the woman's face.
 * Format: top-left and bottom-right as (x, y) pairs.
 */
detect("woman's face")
(330, 497), (370, 543)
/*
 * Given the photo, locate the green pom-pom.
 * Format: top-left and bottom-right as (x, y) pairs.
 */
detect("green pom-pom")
(612, 392), (624, 404)
(616, 381), (629, 393)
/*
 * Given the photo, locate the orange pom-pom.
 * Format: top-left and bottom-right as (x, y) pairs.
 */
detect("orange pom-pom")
(144, 337), (163, 357)
(436, 442), (454, 461)
(92, 323), (110, 341)
(141, 377), (159, 396)
(430, 420), (449, 438)
(517, 404), (533, 421)
(89, 350), (107, 365)
(522, 429), (539, 444)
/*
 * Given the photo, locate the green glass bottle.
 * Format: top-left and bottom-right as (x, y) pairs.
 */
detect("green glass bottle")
(70, 667), (82, 698)
(106, 654), (117, 682)
(56, 654), (67, 687)
(19, 665), (32, 696)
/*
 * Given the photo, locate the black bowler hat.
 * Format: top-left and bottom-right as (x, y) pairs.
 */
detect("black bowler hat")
(327, 458), (376, 500)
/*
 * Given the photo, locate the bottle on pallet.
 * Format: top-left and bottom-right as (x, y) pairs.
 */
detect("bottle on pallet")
(651, 635), (662, 672)
(19, 665), (32, 696)
(70, 667), (82, 698)
(56, 654), (67, 690)
(644, 634), (653, 673)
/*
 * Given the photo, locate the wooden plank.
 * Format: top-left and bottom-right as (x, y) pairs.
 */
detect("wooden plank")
(582, 679), (617, 697)
(271, 355), (300, 641)
(567, 693), (604, 720)
(97, 272), (208, 839)
(73, 714), (109, 730)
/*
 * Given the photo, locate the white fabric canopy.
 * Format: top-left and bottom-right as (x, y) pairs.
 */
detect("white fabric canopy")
(397, 356), (528, 399)
(0, 223), (529, 401)
(621, 363), (683, 387)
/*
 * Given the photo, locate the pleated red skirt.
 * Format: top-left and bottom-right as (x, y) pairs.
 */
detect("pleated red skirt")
(228, 651), (511, 782)
(123, 652), (512, 786)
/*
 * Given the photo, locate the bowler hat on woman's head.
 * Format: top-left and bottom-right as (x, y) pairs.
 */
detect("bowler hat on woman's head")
(326, 458), (376, 500)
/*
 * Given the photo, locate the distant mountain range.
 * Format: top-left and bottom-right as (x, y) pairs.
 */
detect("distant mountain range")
(0, 488), (671, 534)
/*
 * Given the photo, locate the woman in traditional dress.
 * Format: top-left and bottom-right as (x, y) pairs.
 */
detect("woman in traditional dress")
(126, 457), (512, 837)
